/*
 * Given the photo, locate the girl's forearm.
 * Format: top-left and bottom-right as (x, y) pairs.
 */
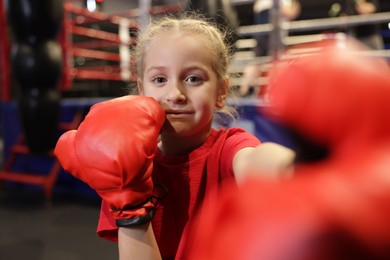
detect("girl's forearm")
(118, 223), (162, 260)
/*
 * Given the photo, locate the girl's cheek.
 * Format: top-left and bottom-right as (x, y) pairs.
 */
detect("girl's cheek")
(141, 87), (155, 97)
(142, 84), (166, 101)
(144, 91), (163, 102)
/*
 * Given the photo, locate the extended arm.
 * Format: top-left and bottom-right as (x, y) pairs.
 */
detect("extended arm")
(233, 142), (296, 184)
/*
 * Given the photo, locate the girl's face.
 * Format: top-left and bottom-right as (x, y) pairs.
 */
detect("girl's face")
(138, 34), (227, 138)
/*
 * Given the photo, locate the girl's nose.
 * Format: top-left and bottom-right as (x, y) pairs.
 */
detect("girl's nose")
(165, 84), (186, 104)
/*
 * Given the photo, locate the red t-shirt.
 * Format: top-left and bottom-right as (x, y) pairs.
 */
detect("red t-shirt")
(97, 127), (260, 259)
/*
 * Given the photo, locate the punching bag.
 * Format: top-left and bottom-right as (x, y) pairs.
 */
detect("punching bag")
(7, 0), (64, 153)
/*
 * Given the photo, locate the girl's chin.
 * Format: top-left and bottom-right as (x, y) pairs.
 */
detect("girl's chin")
(163, 125), (193, 137)
(162, 120), (211, 138)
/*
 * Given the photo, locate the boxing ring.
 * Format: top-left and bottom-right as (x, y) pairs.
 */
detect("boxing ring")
(230, 9), (390, 100)
(2, 2), (389, 100)
(0, 1), (389, 199)
(60, 2), (182, 93)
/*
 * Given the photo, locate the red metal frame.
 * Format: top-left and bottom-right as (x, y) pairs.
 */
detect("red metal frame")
(59, 7), (74, 91)
(71, 25), (124, 44)
(0, 0), (10, 101)
(0, 110), (84, 200)
(73, 39), (136, 49)
(73, 69), (137, 81)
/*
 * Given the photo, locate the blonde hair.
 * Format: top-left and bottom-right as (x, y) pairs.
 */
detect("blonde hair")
(134, 12), (238, 125)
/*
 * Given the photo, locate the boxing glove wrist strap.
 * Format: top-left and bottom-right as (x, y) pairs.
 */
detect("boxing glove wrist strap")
(116, 209), (156, 227)
(114, 183), (168, 227)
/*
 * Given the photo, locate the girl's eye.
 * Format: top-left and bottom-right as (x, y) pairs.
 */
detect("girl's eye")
(185, 76), (202, 84)
(152, 77), (167, 84)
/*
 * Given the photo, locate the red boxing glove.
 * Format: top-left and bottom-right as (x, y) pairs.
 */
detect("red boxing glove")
(266, 38), (390, 159)
(54, 95), (165, 227)
(184, 38), (390, 260)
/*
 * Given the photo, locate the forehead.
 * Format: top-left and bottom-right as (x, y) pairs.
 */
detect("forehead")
(144, 33), (215, 68)
(150, 31), (210, 51)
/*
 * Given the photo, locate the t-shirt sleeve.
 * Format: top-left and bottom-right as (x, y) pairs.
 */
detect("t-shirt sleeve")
(220, 128), (261, 179)
(97, 200), (119, 242)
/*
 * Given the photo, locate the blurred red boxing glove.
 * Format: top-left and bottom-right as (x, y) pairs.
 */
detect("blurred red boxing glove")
(266, 38), (390, 161)
(54, 95), (165, 227)
(186, 164), (390, 260)
(184, 38), (390, 260)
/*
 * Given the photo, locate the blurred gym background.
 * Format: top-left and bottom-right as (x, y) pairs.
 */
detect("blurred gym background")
(0, 1), (389, 259)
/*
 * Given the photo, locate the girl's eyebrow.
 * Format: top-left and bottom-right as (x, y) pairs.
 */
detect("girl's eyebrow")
(145, 66), (166, 74)
(146, 64), (209, 74)
(182, 63), (210, 72)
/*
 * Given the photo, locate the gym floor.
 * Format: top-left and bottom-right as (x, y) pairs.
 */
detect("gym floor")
(0, 146), (119, 260)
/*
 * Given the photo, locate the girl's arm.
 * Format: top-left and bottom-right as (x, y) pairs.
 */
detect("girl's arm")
(233, 142), (296, 184)
(118, 224), (162, 260)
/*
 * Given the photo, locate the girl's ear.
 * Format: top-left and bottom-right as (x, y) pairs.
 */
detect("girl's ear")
(216, 78), (229, 108)
(137, 79), (144, 95)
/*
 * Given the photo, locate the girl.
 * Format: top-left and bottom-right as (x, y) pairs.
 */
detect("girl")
(96, 13), (295, 260)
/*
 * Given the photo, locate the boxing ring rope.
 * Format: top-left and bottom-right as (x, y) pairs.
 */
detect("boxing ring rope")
(60, 3), (139, 91)
(234, 11), (390, 63)
(238, 11), (390, 36)
(60, 2), (183, 92)
(230, 10), (390, 98)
